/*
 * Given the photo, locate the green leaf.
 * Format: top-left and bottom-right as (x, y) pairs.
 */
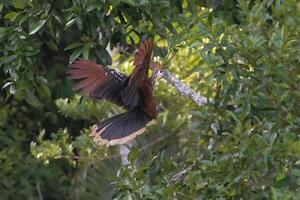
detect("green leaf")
(274, 0), (283, 16)
(46, 41), (59, 52)
(271, 187), (278, 200)
(295, 160), (300, 165)
(0, 55), (17, 64)
(65, 18), (77, 29)
(0, 27), (10, 39)
(138, 0), (149, 6)
(4, 12), (20, 21)
(128, 148), (139, 163)
(37, 82), (51, 98)
(291, 169), (300, 177)
(2, 82), (14, 89)
(29, 19), (47, 35)
(24, 91), (43, 108)
(123, 0), (135, 6)
(69, 48), (84, 62)
(64, 42), (82, 51)
(83, 46), (90, 59)
(14, 1), (25, 9)
(269, 132), (277, 146)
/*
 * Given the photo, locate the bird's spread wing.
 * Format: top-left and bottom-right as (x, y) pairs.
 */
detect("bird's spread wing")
(67, 59), (127, 105)
(67, 39), (153, 108)
(121, 39), (154, 108)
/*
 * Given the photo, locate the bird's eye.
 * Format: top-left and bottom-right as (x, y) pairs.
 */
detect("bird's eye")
(157, 70), (164, 78)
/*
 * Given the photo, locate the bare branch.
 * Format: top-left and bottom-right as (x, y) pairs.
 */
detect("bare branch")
(119, 141), (134, 165)
(162, 70), (209, 106)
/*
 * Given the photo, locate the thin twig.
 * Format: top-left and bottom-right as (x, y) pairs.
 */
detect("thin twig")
(36, 181), (43, 200)
(171, 155), (203, 183)
(171, 135), (217, 183)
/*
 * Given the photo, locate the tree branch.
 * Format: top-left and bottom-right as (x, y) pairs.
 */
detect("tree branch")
(161, 70), (209, 107)
(119, 141), (134, 165)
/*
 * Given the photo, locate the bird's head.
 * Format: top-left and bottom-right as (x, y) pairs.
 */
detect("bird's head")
(150, 59), (164, 79)
(150, 60), (165, 86)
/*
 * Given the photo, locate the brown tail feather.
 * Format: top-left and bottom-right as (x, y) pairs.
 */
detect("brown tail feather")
(90, 109), (154, 146)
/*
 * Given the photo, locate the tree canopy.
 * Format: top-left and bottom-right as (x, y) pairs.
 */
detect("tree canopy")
(0, 0), (300, 199)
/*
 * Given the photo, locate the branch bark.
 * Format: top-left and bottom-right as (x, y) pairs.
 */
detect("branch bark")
(119, 141), (133, 165)
(162, 70), (209, 107)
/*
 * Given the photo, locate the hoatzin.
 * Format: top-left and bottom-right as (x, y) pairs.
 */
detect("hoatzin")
(67, 39), (163, 146)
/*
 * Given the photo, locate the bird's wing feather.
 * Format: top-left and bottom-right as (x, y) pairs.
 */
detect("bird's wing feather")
(133, 38), (153, 67)
(67, 59), (127, 105)
(121, 39), (154, 108)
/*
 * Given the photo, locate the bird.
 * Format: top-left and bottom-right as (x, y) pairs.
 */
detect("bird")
(66, 39), (163, 146)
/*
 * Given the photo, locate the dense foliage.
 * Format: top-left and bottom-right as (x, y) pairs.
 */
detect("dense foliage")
(1, 0), (299, 199)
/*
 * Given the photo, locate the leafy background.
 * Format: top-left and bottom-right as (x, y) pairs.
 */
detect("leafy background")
(0, 0), (300, 199)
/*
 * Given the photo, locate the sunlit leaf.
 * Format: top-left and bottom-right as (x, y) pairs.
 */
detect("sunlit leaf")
(29, 19), (47, 35)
